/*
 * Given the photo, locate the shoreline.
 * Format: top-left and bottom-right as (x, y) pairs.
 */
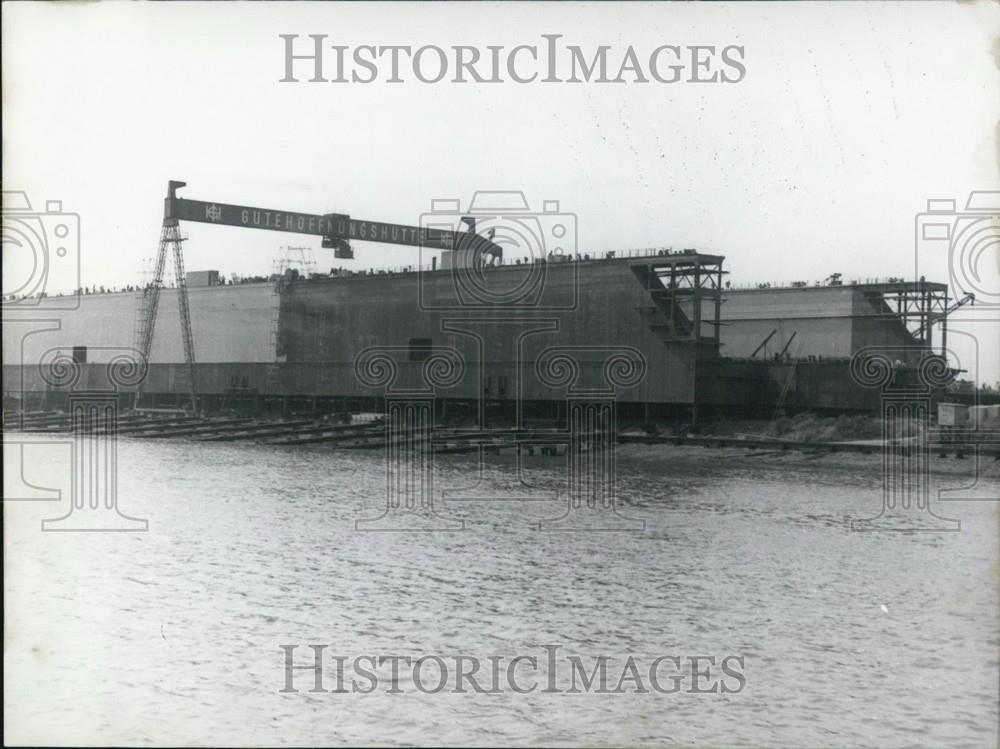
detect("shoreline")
(613, 441), (1000, 480)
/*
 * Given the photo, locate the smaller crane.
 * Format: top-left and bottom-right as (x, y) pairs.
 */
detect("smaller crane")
(914, 292), (975, 340)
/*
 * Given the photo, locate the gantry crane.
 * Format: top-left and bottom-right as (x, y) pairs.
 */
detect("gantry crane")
(132, 180), (500, 412)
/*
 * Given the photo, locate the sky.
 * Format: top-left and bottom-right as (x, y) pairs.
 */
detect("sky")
(3, 1), (998, 382)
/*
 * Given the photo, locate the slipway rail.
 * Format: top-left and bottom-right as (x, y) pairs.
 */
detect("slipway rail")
(5, 410), (995, 458)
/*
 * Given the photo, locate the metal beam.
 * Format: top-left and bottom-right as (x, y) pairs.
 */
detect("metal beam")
(778, 330), (798, 357)
(163, 183), (501, 255)
(750, 329), (778, 358)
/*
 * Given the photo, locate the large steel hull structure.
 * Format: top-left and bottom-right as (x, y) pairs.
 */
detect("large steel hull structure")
(2, 253), (948, 418)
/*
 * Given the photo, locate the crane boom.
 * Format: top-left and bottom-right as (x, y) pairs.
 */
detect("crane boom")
(914, 292), (975, 338)
(163, 180), (500, 259)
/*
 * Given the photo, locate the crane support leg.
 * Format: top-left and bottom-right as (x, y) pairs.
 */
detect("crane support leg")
(133, 219), (198, 412)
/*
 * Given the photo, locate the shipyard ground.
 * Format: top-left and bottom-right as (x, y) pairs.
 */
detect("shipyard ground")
(614, 441), (1000, 480)
(7, 407), (995, 479)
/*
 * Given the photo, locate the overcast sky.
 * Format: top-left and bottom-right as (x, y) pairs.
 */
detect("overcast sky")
(3, 1), (998, 381)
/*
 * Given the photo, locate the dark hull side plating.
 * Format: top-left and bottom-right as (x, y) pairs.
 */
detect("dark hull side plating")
(1, 256), (931, 416)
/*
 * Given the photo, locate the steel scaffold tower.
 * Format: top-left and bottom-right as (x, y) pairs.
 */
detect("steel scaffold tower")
(133, 218), (198, 412)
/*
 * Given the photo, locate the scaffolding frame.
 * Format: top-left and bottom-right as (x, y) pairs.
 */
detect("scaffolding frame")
(876, 282), (950, 354)
(630, 253), (726, 351)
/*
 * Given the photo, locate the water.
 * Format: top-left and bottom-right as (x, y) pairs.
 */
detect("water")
(4, 436), (998, 747)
